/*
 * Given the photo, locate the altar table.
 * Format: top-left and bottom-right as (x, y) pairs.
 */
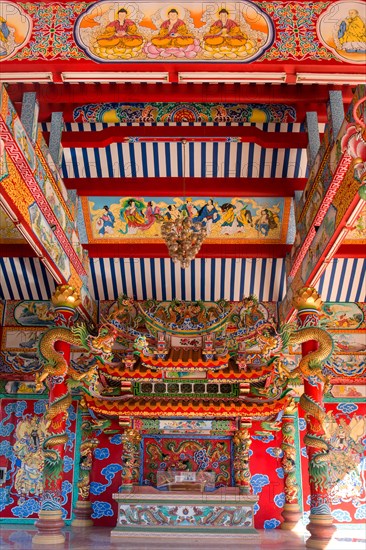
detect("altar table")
(111, 487), (259, 537)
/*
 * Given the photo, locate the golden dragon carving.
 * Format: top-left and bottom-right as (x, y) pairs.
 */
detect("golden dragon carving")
(35, 323), (117, 386)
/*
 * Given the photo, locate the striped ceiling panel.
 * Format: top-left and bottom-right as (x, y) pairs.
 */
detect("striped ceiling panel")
(53, 122), (310, 181)
(1, 256), (364, 305)
(0, 258), (56, 301)
(315, 258), (366, 303)
(88, 257), (287, 302)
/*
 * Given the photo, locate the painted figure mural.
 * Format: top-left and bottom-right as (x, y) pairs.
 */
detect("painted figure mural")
(317, 1), (366, 63)
(85, 196), (288, 243)
(75, 1), (273, 62)
(97, 8), (143, 49)
(13, 415), (48, 501)
(96, 205), (115, 236)
(149, 8), (195, 48)
(203, 8), (256, 57)
(338, 9), (366, 53)
(0, 2), (32, 61)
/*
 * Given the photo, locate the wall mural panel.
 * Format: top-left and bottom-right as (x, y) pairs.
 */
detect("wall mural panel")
(0, 1), (365, 64)
(83, 196), (290, 244)
(0, 211), (25, 244)
(0, 2), (32, 61)
(0, 398), (78, 521)
(300, 402), (366, 525)
(345, 203), (366, 243)
(75, 1), (274, 62)
(5, 301), (56, 327)
(317, 1), (366, 64)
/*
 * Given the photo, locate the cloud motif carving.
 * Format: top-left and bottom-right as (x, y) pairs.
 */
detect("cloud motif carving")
(266, 447), (282, 458)
(90, 463), (123, 495)
(264, 518), (281, 529)
(355, 505), (366, 520)
(34, 400), (47, 415)
(0, 440), (14, 459)
(92, 501), (114, 519)
(298, 418), (306, 431)
(250, 474), (270, 495)
(11, 498), (40, 518)
(274, 492), (285, 508)
(63, 456), (74, 473)
(336, 403), (358, 414)
(5, 401), (27, 418)
(94, 447), (110, 460)
(331, 509), (352, 522)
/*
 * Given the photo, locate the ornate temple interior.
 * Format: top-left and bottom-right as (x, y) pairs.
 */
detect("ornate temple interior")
(0, 1), (365, 549)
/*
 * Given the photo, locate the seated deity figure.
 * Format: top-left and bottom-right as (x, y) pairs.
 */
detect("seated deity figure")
(151, 8), (195, 48)
(338, 9), (366, 52)
(204, 8), (247, 48)
(97, 8), (143, 50)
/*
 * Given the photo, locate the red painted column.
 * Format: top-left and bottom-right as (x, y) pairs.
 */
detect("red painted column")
(294, 288), (335, 549)
(33, 285), (80, 545)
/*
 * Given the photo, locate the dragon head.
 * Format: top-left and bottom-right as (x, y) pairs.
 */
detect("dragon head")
(88, 324), (117, 359)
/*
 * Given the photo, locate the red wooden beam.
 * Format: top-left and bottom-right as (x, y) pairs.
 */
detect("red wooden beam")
(56, 125), (310, 148)
(334, 244), (366, 258)
(0, 244), (38, 257)
(84, 243), (292, 258)
(6, 82), (354, 124)
(4, 239), (363, 260)
(65, 177), (307, 196)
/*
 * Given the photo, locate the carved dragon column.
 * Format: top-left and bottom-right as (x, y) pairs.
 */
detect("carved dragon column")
(293, 287), (335, 549)
(33, 285), (80, 546)
(281, 400), (302, 529)
(71, 409), (98, 527)
(120, 428), (142, 492)
(233, 424), (252, 495)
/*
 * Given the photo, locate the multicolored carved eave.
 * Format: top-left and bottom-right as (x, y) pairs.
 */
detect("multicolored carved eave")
(100, 361), (274, 381)
(84, 392), (291, 418)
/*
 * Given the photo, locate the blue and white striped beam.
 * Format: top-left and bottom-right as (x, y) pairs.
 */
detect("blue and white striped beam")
(1, 256), (364, 304)
(61, 135), (308, 180)
(88, 257), (287, 302)
(316, 258), (366, 302)
(0, 258), (56, 300)
(47, 121), (313, 181)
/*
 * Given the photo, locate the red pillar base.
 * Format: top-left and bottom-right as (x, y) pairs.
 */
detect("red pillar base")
(71, 501), (94, 527)
(32, 510), (65, 545)
(281, 503), (302, 530)
(306, 514), (337, 549)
